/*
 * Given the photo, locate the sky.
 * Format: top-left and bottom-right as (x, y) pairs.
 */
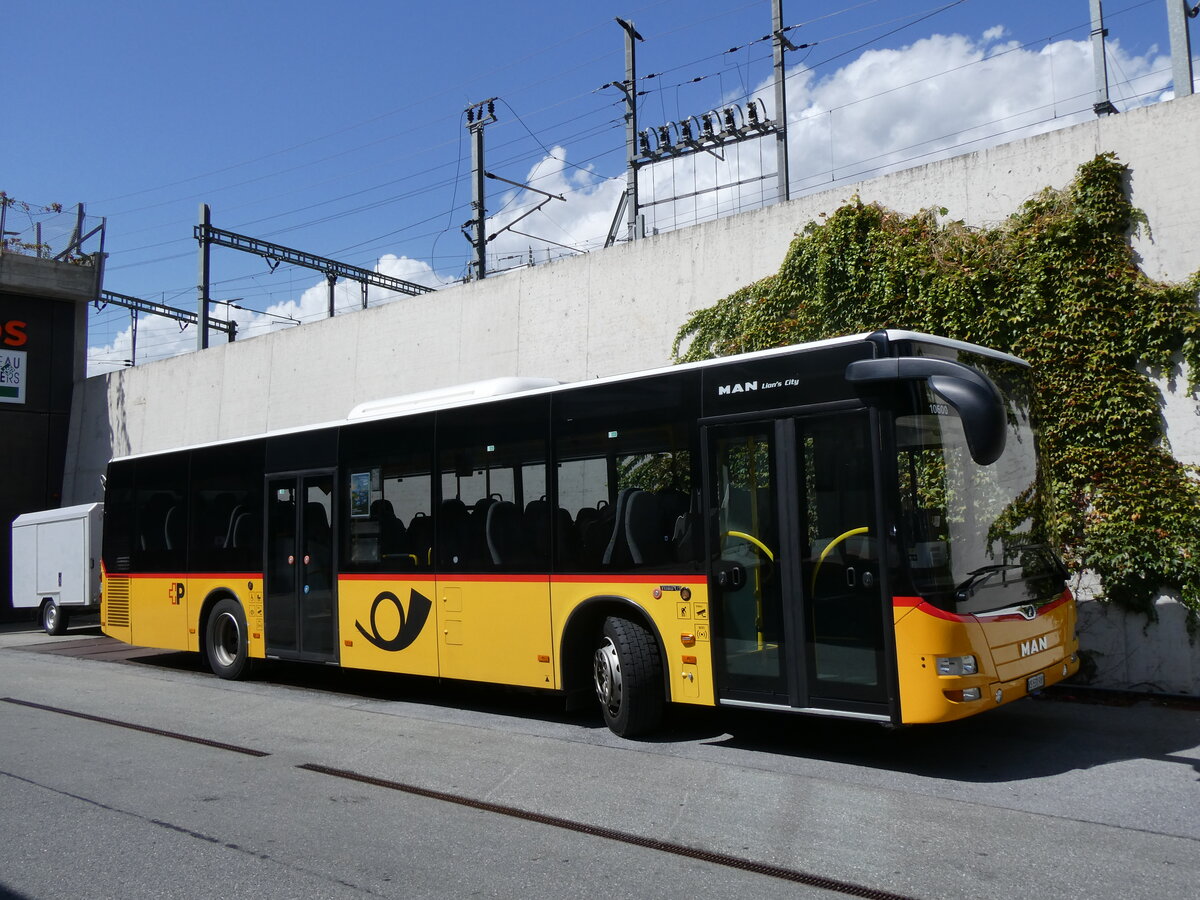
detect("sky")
(2, 1), (1189, 374)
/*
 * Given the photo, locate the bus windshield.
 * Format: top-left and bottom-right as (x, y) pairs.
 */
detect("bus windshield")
(895, 355), (1064, 614)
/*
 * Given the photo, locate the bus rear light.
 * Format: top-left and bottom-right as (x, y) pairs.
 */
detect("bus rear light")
(944, 687), (982, 702)
(936, 655), (977, 676)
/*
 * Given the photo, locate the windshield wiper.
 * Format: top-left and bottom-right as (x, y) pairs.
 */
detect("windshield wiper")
(955, 563), (1021, 600)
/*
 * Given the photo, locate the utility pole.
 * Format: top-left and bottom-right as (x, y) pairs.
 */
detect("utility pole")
(1089, 0), (1119, 114)
(1167, 0), (1196, 98)
(326, 273), (337, 318)
(772, 0), (794, 201)
(616, 18), (645, 242)
(196, 203), (211, 350)
(466, 98), (497, 280)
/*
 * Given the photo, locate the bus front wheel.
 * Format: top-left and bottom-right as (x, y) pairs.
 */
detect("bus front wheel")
(593, 616), (664, 737)
(205, 598), (254, 680)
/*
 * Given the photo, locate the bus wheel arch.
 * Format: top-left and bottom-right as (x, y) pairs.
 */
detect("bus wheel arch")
(561, 597), (666, 737)
(201, 592), (254, 680)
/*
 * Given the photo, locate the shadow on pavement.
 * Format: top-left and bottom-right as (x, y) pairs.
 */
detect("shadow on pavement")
(22, 632), (1200, 783)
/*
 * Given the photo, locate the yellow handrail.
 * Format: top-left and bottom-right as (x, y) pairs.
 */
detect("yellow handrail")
(810, 526), (869, 593)
(724, 530), (775, 561)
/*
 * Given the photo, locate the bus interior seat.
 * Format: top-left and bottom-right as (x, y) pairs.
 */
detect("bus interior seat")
(370, 499), (408, 557)
(223, 505), (246, 548)
(209, 493), (236, 547)
(438, 498), (470, 567)
(163, 504), (179, 550)
(230, 509), (256, 549)
(486, 500), (527, 566)
(578, 502), (615, 569)
(523, 498), (551, 564)
(140, 493), (175, 551)
(602, 487), (639, 567)
(554, 506), (579, 567)
(407, 512), (433, 566)
(626, 489), (666, 565)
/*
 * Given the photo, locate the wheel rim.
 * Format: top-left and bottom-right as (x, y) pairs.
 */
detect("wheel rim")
(44, 604), (57, 631)
(593, 636), (622, 716)
(212, 611), (241, 668)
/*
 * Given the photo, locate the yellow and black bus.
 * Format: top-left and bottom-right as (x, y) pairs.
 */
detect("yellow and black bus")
(101, 330), (1079, 735)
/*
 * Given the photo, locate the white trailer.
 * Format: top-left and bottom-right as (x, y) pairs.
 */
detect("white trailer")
(10, 503), (103, 635)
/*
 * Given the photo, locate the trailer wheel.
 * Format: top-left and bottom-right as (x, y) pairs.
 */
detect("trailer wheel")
(41, 599), (68, 636)
(205, 598), (254, 680)
(593, 616), (664, 737)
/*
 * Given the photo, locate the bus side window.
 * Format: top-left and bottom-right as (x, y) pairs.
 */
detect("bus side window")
(339, 414), (435, 573)
(437, 396), (550, 573)
(188, 440), (265, 574)
(133, 451), (191, 574)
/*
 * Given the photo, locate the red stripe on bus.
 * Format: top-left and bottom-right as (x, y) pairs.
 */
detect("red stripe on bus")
(894, 590), (1073, 622)
(338, 572), (436, 582)
(336, 572), (706, 586)
(113, 572), (264, 581)
(551, 573), (707, 585)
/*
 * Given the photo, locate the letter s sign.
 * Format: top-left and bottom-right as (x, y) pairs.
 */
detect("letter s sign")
(3, 320), (28, 347)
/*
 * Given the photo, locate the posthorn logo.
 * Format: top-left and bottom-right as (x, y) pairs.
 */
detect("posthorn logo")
(355, 589), (432, 652)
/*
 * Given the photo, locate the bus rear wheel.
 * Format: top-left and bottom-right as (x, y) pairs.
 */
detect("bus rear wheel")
(593, 616), (664, 737)
(41, 600), (68, 636)
(205, 598), (254, 680)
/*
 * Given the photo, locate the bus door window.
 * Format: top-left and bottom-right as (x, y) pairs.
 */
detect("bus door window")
(264, 472), (336, 660)
(797, 413), (886, 701)
(300, 474), (335, 657)
(708, 424), (787, 698)
(265, 481), (298, 652)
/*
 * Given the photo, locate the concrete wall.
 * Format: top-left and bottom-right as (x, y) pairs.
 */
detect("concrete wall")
(64, 94), (1200, 691)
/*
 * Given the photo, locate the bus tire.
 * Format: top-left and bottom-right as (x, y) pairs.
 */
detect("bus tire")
(593, 616), (664, 737)
(205, 598), (254, 680)
(41, 599), (68, 636)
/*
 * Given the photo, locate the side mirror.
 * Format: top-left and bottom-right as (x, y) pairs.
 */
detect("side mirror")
(845, 357), (1007, 465)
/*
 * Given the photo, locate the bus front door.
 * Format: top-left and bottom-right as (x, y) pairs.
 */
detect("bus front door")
(706, 412), (890, 716)
(264, 472), (338, 662)
(707, 423), (789, 703)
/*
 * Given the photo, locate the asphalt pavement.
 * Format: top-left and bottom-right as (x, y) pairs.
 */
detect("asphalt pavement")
(1, 622), (1197, 899)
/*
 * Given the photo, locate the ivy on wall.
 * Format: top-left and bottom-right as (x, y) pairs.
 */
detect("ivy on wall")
(673, 154), (1200, 628)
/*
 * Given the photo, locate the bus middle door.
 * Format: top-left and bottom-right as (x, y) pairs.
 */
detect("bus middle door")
(264, 471), (338, 662)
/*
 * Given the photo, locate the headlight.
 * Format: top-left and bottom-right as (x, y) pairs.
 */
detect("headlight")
(936, 655), (977, 676)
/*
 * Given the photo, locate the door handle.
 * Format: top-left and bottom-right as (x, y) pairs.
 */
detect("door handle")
(846, 567), (856, 588)
(717, 564), (746, 590)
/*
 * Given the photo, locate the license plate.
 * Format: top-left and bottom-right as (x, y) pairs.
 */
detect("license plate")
(1027, 672), (1046, 692)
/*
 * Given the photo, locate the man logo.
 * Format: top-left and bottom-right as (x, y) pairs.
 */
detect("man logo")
(1020, 635), (1049, 658)
(718, 381), (758, 396)
(356, 589), (432, 652)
